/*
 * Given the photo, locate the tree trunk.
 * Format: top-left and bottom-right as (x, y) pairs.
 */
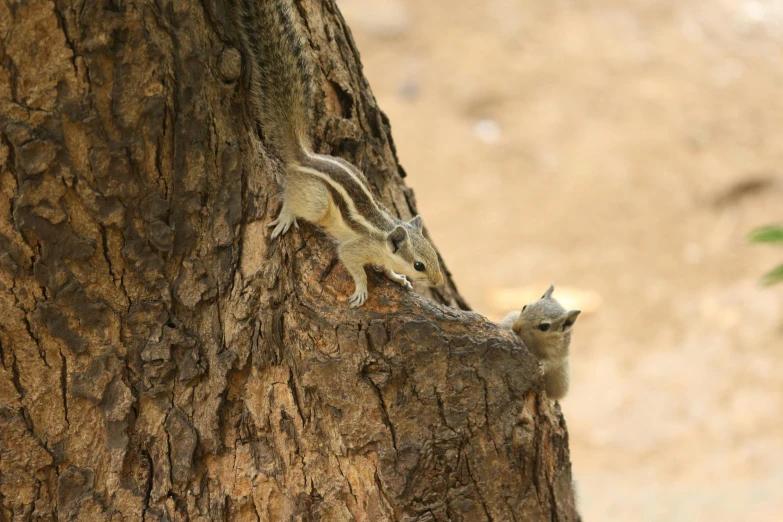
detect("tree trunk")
(0, 1), (579, 520)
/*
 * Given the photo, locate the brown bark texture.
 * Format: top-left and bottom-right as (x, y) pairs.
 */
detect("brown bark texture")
(0, 1), (579, 520)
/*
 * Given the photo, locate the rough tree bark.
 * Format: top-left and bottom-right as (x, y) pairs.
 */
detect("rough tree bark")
(0, 1), (579, 520)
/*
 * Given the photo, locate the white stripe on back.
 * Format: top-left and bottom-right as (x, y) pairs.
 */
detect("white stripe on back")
(294, 165), (383, 234)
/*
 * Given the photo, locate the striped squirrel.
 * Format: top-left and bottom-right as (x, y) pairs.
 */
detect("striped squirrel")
(499, 284), (580, 400)
(235, 0), (444, 307)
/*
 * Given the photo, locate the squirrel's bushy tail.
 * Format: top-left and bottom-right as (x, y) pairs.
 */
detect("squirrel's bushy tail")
(236, 0), (313, 161)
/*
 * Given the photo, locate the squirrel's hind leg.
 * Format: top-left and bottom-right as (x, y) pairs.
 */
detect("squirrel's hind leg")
(269, 174), (329, 239)
(269, 204), (298, 239)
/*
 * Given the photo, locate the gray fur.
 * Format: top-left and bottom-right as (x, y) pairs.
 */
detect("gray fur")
(498, 284), (580, 400)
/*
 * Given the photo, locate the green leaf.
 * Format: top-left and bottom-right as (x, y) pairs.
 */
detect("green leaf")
(749, 225), (783, 243)
(761, 264), (783, 285)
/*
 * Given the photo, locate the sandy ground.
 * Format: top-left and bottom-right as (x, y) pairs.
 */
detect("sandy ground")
(339, 0), (783, 520)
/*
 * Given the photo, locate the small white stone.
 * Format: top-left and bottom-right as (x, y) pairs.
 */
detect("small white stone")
(473, 119), (502, 144)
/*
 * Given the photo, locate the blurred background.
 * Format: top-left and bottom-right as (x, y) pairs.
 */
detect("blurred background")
(339, 0), (783, 520)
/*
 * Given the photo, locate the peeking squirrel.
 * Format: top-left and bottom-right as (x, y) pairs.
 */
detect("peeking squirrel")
(499, 284), (580, 400)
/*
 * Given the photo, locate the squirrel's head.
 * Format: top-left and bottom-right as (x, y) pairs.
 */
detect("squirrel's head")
(512, 284), (580, 355)
(386, 215), (444, 287)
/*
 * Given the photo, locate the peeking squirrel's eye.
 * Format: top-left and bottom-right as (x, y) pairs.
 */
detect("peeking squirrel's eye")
(538, 323), (550, 332)
(414, 261), (425, 272)
(522, 305), (527, 312)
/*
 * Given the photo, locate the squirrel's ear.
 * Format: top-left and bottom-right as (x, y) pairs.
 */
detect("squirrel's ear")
(387, 226), (408, 253)
(562, 310), (581, 330)
(409, 215), (423, 230)
(542, 283), (555, 299)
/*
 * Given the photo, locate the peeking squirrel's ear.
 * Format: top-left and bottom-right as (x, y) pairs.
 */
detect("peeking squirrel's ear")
(409, 215), (423, 230)
(542, 283), (555, 299)
(387, 226), (408, 253)
(562, 310), (581, 330)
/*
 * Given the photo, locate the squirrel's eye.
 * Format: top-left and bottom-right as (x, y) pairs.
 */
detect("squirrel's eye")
(538, 323), (550, 332)
(414, 261), (425, 272)
(522, 305), (527, 312)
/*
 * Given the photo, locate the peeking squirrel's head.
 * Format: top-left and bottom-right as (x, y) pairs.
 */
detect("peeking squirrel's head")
(386, 215), (444, 287)
(512, 284), (580, 357)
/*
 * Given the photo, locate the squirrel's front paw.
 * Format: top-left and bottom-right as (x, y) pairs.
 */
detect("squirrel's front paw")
(349, 288), (368, 308)
(268, 212), (298, 239)
(383, 269), (413, 290)
(393, 274), (413, 291)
